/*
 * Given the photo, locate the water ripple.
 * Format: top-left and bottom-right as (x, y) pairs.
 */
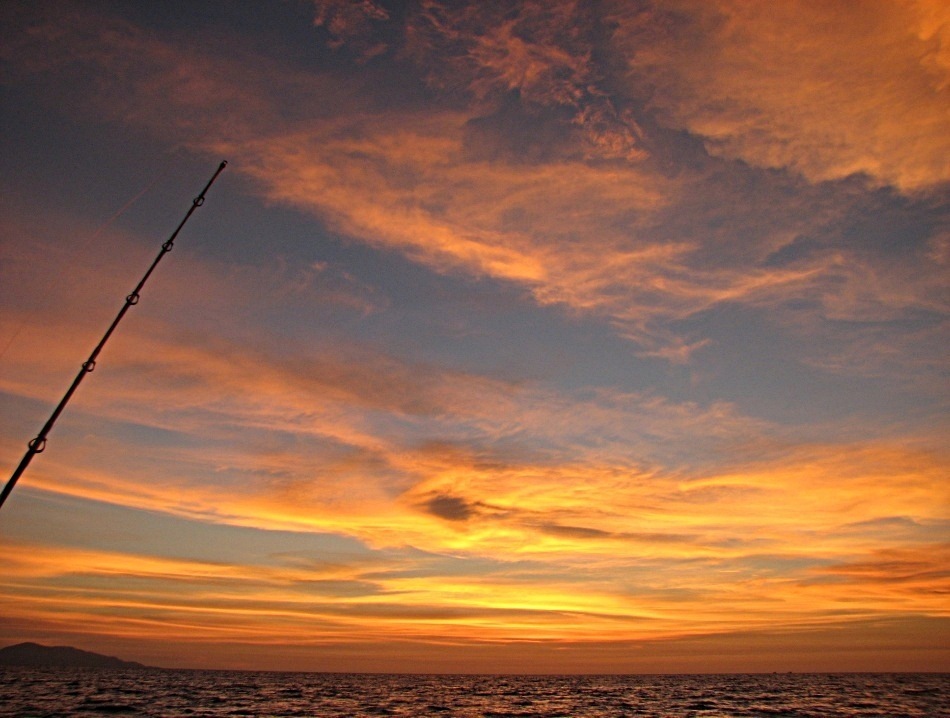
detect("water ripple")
(1, 669), (946, 718)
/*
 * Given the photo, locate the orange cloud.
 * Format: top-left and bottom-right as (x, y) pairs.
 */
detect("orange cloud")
(4, 444), (946, 655)
(610, 0), (950, 192)
(227, 118), (848, 358)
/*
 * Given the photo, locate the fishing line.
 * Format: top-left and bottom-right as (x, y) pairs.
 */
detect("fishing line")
(0, 164), (173, 363)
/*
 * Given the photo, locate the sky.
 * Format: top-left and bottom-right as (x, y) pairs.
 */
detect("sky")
(0, 0), (947, 674)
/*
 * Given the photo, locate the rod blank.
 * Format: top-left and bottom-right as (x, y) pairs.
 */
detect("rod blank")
(0, 161), (227, 511)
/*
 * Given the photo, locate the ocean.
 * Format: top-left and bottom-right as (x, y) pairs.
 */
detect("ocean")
(1, 668), (946, 717)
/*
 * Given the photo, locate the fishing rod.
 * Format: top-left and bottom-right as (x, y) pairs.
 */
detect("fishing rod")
(0, 161), (227, 511)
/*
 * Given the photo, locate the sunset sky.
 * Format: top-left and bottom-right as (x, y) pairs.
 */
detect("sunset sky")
(1, 0), (948, 673)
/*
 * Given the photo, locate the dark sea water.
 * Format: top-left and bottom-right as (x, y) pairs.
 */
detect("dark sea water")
(1, 668), (946, 717)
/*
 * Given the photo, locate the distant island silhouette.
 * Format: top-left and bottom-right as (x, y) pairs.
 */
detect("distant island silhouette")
(0, 642), (149, 669)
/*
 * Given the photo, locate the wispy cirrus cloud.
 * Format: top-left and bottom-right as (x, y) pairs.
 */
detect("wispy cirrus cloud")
(4, 0), (946, 367)
(4, 447), (945, 662)
(7, 216), (943, 572)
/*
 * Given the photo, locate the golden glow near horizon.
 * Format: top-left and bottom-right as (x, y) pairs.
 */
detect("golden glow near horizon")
(0, 0), (948, 673)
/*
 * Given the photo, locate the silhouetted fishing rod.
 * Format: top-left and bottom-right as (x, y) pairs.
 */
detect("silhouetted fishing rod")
(0, 161), (227, 511)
